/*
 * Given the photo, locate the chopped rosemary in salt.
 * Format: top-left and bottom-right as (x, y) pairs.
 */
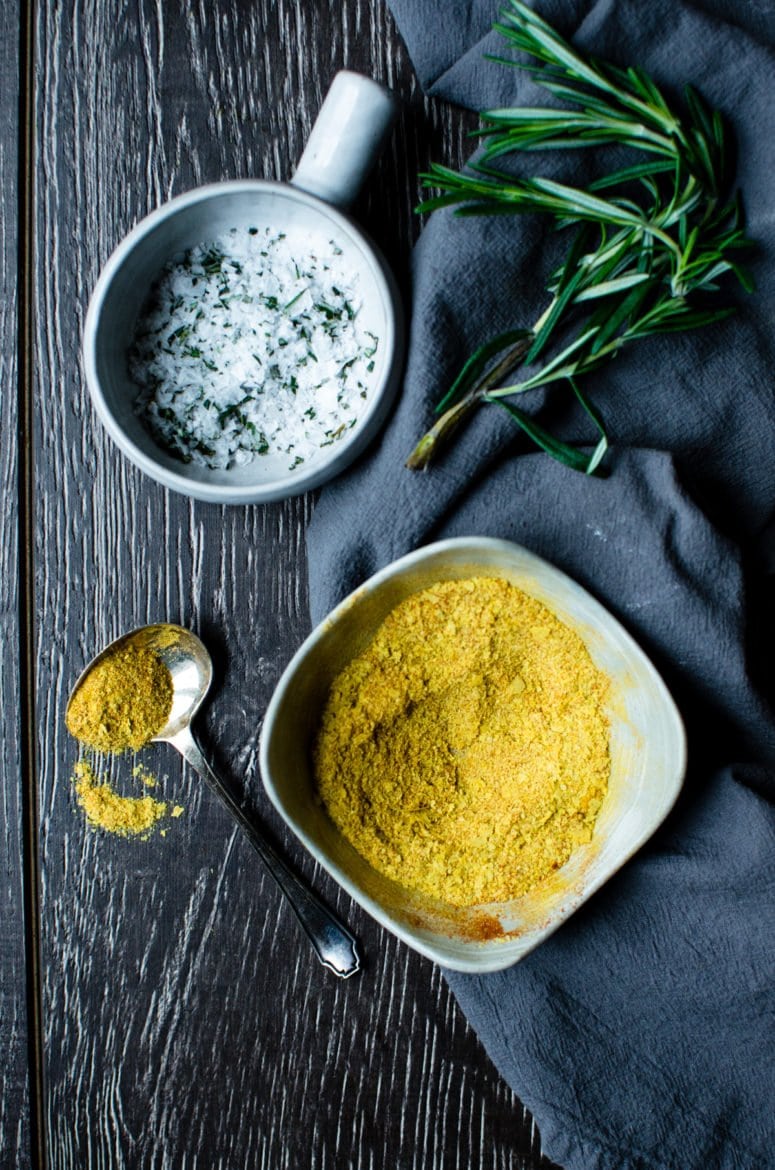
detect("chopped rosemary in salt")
(129, 226), (379, 471)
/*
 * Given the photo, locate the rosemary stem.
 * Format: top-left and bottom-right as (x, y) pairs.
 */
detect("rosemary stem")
(405, 333), (533, 470)
(405, 396), (479, 470)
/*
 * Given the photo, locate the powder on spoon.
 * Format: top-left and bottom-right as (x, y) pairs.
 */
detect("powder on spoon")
(66, 642), (173, 753)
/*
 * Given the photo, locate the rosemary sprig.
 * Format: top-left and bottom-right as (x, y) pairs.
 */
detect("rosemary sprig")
(406, 0), (753, 474)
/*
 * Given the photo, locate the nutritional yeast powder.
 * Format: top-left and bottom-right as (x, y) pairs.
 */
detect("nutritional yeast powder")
(314, 577), (611, 906)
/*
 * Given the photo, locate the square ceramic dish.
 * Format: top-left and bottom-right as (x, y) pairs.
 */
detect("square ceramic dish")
(259, 537), (686, 972)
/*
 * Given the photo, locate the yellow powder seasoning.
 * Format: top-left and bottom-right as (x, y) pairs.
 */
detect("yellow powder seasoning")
(133, 763), (158, 788)
(313, 577), (611, 907)
(73, 760), (169, 838)
(66, 641), (184, 837)
(66, 642), (173, 753)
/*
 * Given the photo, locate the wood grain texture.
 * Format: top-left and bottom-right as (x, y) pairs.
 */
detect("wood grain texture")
(31, 1), (560, 1167)
(0, 1), (33, 1166)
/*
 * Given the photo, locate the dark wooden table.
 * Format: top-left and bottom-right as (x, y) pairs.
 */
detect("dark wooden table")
(2, 2), (562, 1166)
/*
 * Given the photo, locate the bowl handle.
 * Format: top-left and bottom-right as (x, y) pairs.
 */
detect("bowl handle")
(290, 70), (398, 210)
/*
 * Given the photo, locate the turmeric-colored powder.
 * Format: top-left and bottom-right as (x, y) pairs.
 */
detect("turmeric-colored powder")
(66, 642), (183, 837)
(313, 577), (610, 906)
(66, 643), (173, 753)
(133, 763), (158, 788)
(73, 759), (169, 837)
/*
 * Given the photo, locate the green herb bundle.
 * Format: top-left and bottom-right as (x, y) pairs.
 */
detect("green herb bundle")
(406, 0), (753, 474)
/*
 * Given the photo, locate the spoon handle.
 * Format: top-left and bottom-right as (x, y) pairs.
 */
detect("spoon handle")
(171, 728), (361, 978)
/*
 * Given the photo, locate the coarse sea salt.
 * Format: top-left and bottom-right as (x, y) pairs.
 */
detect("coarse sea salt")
(129, 226), (379, 471)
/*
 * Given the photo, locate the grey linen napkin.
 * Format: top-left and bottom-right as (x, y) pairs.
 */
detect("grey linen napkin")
(306, 3), (775, 1167)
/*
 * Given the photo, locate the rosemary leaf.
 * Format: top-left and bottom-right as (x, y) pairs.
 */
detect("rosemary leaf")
(486, 393), (608, 475)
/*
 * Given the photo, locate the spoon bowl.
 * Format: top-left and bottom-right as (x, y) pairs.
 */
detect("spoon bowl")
(66, 622), (212, 736)
(67, 623), (360, 977)
(139, 624), (212, 739)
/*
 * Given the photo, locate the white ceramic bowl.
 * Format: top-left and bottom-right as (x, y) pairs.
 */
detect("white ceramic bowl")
(260, 537), (686, 972)
(82, 74), (403, 505)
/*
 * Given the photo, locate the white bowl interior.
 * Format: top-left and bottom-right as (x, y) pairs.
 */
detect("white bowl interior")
(86, 183), (399, 499)
(261, 538), (686, 972)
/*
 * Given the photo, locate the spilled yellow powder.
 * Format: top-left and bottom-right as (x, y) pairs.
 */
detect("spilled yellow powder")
(314, 577), (611, 906)
(73, 760), (169, 838)
(133, 763), (157, 788)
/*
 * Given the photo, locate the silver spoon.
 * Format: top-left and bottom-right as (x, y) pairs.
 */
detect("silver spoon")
(67, 623), (361, 978)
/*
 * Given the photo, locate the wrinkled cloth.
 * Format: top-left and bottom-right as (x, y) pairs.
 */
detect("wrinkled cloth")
(306, 3), (775, 1167)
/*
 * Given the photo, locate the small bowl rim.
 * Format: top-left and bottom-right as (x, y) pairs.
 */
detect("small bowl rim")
(82, 179), (403, 504)
(260, 536), (687, 972)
